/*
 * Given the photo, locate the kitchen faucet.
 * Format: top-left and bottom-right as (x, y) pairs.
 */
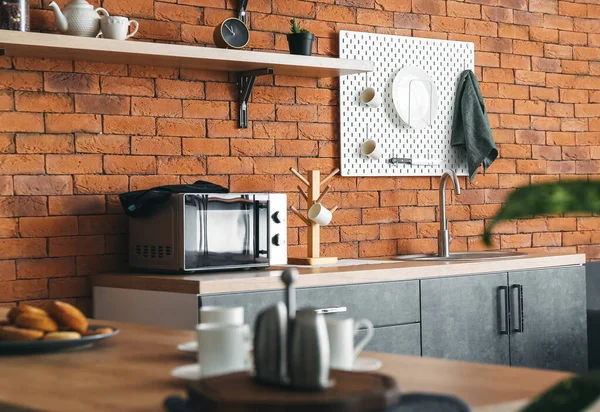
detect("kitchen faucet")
(438, 170), (461, 258)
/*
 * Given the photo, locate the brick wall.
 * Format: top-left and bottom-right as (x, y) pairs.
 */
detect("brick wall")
(0, 0), (599, 312)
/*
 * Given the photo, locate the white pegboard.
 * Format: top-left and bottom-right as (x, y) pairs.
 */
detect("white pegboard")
(339, 31), (475, 177)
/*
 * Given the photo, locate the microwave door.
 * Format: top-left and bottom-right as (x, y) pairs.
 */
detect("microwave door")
(187, 195), (260, 269)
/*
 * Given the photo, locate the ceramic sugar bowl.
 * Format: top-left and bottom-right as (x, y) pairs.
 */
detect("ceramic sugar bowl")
(48, 0), (108, 37)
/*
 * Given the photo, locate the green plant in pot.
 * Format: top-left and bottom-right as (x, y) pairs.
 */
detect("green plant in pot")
(287, 18), (314, 56)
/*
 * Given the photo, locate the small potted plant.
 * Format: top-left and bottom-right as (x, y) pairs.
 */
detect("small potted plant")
(287, 18), (314, 56)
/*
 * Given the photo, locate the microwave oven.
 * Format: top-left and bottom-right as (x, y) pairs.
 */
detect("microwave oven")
(128, 193), (287, 272)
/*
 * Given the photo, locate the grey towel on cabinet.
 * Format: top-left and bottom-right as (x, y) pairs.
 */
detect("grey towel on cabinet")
(451, 69), (498, 182)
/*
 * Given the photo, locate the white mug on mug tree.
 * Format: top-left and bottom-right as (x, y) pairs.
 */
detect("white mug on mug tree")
(99, 16), (139, 40)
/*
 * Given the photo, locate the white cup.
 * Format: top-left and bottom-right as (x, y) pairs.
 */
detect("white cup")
(199, 306), (244, 325)
(197, 323), (251, 378)
(308, 203), (333, 226)
(360, 87), (382, 108)
(325, 317), (374, 370)
(99, 16), (139, 40)
(361, 139), (382, 160)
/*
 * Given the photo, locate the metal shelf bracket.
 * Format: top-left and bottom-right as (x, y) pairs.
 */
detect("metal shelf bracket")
(238, 68), (273, 129)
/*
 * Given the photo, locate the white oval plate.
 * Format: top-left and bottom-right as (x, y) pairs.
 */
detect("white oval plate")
(177, 341), (198, 354)
(171, 364), (201, 381)
(392, 66), (438, 129)
(353, 357), (382, 372)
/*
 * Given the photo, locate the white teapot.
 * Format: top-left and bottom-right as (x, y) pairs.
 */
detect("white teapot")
(48, 0), (109, 37)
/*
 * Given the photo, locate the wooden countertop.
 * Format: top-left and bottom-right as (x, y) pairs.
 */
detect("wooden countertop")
(0, 318), (570, 412)
(93, 253), (586, 295)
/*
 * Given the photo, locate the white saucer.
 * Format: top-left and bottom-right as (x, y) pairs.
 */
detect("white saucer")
(171, 364), (201, 381)
(177, 341), (198, 354)
(353, 357), (382, 372)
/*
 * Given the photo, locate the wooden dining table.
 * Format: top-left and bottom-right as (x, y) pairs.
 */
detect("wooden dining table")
(0, 317), (571, 412)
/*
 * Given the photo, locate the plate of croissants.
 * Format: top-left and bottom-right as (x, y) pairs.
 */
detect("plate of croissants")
(0, 301), (118, 354)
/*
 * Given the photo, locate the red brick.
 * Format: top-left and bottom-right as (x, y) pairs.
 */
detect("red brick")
(46, 154), (102, 174)
(0, 279), (47, 302)
(15, 92), (73, 113)
(15, 134), (73, 154)
(101, 76), (154, 96)
(103, 0), (153, 18)
(0, 112), (44, 132)
(207, 120), (251, 138)
(48, 196), (105, 215)
(412, 0), (446, 15)
(79, 215), (127, 235)
(394, 13), (430, 30)
(73, 134), (129, 155)
(0, 238), (46, 259)
(182, 138), (229, 156)
(131, 136), (181, 155)
(0, 218), (17, 238)
(157, 156), (206, 175)
(155, 2), (202, 24)
(17, 257), (76, 279)
(156, 79), (205, 99)
(399, 207), (435, 222)
(131, 97), (182, 117)
(74, 175), (129, 194)
(45, 114), (101, 133)
(104, 155), (156, 175)
(183, 101), (229, 119)
(20, 216), (78, 237)
(49, 236), (104, 257)
(75, 95), (130, 115)
(254, 122), (297, 139)
(0, 154), (44, 174)
(277, 106), (318, 122)
(158, 118), (206, 137)
(0, 196), (47, 217)
(104, 115), (155, 135)
(129, 175), (180, 191)
(44, 73), (99, 94)
(231, 139), (274, 157)
(49, 276), (91, 298)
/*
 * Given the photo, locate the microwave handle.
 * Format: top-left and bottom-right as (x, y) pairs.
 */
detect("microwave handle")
(254, 201), (268, 259)
(208, 197), (254, 204)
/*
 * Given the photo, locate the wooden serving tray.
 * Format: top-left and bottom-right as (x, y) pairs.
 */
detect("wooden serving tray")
(188, 370), (400, 412)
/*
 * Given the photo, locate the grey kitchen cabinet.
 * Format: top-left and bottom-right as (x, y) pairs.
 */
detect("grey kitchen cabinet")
(364, 323), (421, 356)
(508, 266), (587, 373)
(200, 280), (420, 329)
(421, 266), (587, 373)
(296, 281), (420, 327)
(421, 272), (510, 365)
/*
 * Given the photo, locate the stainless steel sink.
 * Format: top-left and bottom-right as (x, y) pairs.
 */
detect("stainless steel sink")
(394, 251), (527, 261)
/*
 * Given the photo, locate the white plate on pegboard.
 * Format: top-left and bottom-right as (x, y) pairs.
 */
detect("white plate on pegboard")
(392, 66), (438, 129)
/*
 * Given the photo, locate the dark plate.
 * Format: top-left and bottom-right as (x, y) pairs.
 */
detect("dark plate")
(0, 325), (119, 355)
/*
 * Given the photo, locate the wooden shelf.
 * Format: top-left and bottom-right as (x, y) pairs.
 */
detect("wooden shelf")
(0, 31), (373, 77)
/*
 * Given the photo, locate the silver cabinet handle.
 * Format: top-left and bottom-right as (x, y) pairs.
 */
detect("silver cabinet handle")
(511, 284), (524, 333)
(314, 306), (347, 315)
(498, 286), (509, 335)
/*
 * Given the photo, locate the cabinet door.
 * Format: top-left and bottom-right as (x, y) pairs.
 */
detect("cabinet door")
(421, 273), (510, 365)
(509, 266), (587, 373)
(364, 323), (421, 356)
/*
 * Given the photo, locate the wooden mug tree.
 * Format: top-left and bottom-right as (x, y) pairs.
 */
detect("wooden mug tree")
(288, 167), (340, 265)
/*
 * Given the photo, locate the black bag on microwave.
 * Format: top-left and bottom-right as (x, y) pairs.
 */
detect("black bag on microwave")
(119, 180), (229, 218)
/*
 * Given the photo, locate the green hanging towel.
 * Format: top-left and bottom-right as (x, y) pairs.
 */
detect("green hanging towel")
(451, 69), (498, 182)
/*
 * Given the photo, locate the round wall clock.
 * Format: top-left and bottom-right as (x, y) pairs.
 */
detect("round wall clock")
(214, 17), (250, 49)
